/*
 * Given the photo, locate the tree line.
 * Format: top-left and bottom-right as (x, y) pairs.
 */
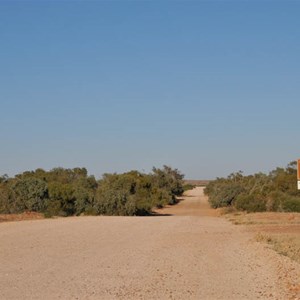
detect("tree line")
(0, 166), (184, 217)
(204, 161), (300, 212)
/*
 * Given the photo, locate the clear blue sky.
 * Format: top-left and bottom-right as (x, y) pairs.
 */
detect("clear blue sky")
(1, 1), (299, 179)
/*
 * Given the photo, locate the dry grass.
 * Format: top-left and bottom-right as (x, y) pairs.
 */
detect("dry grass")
(223, 211), (300, 264)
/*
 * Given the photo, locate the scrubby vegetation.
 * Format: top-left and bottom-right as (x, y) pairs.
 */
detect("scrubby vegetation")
(204, 161), (300, 212)
(0, 166), (184, 217)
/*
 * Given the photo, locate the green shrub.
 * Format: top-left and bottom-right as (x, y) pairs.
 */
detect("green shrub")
(11, 178), (48, 212)
(95, 173), (152, 216)
(0, 166), (184, 217)
(266, 191), (287, 211)
(44, 199), (63, 218)
(208, 183), (245, 208)
(282, 197), (300, 212)
(47, 182), (76, 216)
(206, 161), (300, 213)
(0, 185), (11, 213)
(152, 166), (184, 197)
(235, 194), (267, 212)
(83, 206), (98, 216)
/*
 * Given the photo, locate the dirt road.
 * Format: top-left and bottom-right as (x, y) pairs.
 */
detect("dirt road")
(0, 187), (298, 299)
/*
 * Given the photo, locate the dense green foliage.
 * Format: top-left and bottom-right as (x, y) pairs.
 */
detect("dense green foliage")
(0, 166), (184, 217)
(204, 161), (300, 212)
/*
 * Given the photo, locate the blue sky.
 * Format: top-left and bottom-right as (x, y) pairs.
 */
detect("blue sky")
(0, 1), (299, 179)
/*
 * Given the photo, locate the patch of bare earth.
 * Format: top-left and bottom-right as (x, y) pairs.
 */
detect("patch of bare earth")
(0, 212), (44, 223)
(0, 187), (299, 299)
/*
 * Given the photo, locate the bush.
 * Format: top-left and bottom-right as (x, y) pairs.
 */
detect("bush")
(208, 182), (245, 208)
(234, 194), (267, 212)
(282, 197), (300, 212)
(205, 161), (300, 213)
(47, 182), (76, 216)
(266, 191), (287, 211)
(0, 166), (184, 217)
(0, 185), (11, 213)
(152, 166), (184, 198)
(11, 178), (48, 212)
(44, 200), (62, 218)
(93, 167), (184, 216)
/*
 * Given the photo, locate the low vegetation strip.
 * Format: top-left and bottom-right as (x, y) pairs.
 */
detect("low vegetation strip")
(204, 161), (300, 213)
(0, 165), (184, 217)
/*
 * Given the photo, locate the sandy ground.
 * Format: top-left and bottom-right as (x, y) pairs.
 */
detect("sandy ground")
(0, 187), (299, 299)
